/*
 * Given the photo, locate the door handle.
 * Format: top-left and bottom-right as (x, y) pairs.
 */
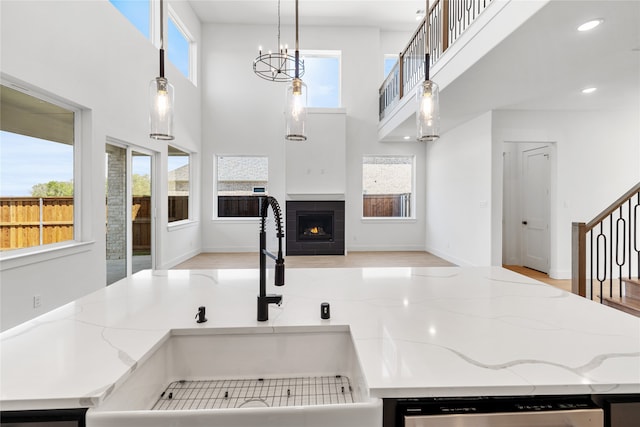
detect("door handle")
(522, 221), (528, 225)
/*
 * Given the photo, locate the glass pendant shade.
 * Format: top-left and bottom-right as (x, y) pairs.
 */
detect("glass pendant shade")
(285, 77), (307, 141)
(149, 76), (175, 140)
(416, 79), (440, 142)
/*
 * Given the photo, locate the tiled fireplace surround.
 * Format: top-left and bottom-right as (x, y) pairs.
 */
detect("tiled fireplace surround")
(285, 200), (345, 256)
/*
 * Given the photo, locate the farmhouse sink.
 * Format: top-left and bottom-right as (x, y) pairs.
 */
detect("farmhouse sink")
(86, 326), (381, 427)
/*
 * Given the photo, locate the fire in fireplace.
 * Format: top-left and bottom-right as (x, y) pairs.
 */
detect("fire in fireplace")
(298, 212), (333, 241)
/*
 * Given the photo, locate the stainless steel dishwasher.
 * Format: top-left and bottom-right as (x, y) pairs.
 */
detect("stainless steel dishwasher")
(395, 396), (604, 427)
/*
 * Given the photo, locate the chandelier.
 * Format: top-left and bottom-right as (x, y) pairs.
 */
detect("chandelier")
(253, 0), (305, 82)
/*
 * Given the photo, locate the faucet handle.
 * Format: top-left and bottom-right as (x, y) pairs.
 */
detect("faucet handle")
(195, 306), (208, 323)
(275, 259), (285, 286)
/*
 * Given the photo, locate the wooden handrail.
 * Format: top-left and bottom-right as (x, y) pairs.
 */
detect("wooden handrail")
(572, 181), (640, 298)
(586, 181), (640, 230)
(379, 0), (493, 119)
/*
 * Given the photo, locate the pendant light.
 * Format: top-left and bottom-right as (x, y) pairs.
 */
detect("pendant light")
(253, 0), (305, 82)
(416, 6), (440, 142)
(284, 0), (307, 141)
(149, 0), (174, 140)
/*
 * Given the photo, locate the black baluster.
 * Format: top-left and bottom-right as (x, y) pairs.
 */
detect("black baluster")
(597, 222), (606, 303)
(609, 213), (613, 298)
(616, 206), (626, 297)
(589, 230), (593, 301)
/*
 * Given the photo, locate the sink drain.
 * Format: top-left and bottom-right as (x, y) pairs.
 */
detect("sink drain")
(152, 376), (355, 410)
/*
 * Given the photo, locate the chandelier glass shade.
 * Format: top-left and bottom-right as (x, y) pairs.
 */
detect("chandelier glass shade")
(416, 77), (440, 142)
(283, 0), (307, 141)
(149, 74), (174, 140)
(149, 0), (174, 140)
(416, 11), (440, 142)
(285, 77), (307, 141)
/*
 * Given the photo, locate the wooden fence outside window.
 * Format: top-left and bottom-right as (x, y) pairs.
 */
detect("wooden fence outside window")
(1, 196), (188, 251)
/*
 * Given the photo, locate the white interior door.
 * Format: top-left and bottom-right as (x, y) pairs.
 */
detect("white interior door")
(521, 146), (550, 273)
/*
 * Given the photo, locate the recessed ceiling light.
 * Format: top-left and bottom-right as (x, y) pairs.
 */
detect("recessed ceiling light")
(403, 136), (411, 140)
(582, 87), (597, 94)
(578, 19), (603, 32)
(415, 9), (425, 21)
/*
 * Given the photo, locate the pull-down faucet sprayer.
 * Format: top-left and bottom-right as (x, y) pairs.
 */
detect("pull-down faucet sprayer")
(257, 196), (285, 321)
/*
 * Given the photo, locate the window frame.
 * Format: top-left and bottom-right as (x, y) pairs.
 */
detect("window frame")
(167, 5), (197, 85)
(299, 50), (342, 108)
(0, 76), (88, 268)
(213, 154), (269, 221)
(167, 145), (192, 226)
(361, 154), (416, 221)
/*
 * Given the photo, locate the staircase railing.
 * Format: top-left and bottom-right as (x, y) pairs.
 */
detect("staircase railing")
(572, 182), (640, 301)
(379, 0), (494, 120)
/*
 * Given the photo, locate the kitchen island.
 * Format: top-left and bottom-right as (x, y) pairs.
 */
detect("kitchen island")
(1, 266), (639, 425)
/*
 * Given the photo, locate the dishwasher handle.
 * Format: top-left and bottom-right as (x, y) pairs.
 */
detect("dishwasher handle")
(403, 408), (604, 427)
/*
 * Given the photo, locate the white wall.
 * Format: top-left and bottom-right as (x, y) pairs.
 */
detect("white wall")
(493, 109), (640, 278)
(0, 0), (201, 330)
(426, 108), (639, 275)
(425, 112), (494, 266)
(201, 24), (427, 253)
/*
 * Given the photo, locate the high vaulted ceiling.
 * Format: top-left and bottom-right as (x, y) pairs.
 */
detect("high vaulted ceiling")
(380, 0), (640, 140)
(188, 0), (425, 32)
(187, 0), (640, 140)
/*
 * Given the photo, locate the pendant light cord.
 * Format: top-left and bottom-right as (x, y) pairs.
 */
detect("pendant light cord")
(294, 0), (300, 78)
(159, 0), (165, 78)
(424, 1), (429, 81)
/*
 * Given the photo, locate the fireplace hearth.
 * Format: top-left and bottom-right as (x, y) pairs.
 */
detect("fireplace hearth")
(286, 201), (344, 255)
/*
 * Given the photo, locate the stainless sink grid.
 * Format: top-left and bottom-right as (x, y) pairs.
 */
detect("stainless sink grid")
(151, 376), (355, 410)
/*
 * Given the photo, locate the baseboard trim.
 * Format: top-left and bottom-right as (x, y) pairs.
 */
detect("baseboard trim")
(548, 269), (571, 280)
(424, 246), (474, 267)
(160, 248), (201, 269)
(346, 244), (427, 252)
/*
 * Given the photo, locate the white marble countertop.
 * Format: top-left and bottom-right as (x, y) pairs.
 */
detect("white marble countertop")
(1, 266), (639, 411)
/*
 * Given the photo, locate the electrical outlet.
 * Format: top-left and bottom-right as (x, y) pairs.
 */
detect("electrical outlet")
(33, 295), (42, 308)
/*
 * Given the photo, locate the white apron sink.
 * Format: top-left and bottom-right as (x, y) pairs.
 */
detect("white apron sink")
(86, 326), (381, 427)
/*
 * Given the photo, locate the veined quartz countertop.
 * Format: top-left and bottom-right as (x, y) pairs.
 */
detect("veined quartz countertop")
(1, 266), (639, 411)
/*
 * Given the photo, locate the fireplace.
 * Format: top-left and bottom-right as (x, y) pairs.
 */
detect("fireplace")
(286, 201), (344, 255)
(298, 212), (333, 241)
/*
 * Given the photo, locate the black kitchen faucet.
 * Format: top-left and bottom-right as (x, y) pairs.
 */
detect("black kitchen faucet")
(257, 196), (285, 321)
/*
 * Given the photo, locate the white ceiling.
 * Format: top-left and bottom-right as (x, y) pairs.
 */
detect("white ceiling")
(382, 0), (640, 140)
(186, 0), (640, 140)
(188, 0), (425, 32)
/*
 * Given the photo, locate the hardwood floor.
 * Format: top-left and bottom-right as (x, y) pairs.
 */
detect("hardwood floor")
(172, 253), (571, 292)
(172, 251), (455, 269)
(503, 265), (572, 292)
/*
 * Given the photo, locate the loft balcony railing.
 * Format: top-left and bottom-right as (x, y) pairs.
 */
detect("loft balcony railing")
(379, 0), (494, 120)
(572, 182), (640, 304)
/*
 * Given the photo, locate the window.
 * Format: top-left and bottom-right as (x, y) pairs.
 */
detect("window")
(109, 0), (150, 39)
(384, 55), (398, 78)
(167, 9), (194, 81)
(362, 156), (414, 218)
(168, 146), (190, 223)
(300, 51), (341, 108)
(0, 84), (78, 251)
(216, 156), (268, 218)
